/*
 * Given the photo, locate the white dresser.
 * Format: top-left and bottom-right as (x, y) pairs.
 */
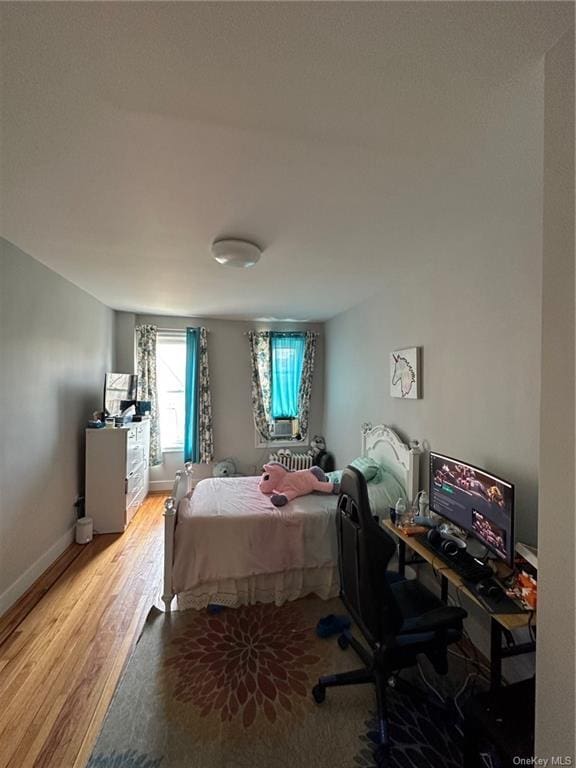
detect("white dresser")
(85, 420), (150, 533)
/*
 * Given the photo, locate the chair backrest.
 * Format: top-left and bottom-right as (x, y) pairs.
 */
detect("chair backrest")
(336, 466), (404, 646)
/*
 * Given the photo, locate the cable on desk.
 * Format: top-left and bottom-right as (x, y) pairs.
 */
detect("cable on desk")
(453, 672), (485, 721)
(451, 590), (492, 683)
(417, 661), (445, 706)
(445, 584), (460, 609)
(459, 633), (483, 680)
(448, 649), (491, 680)
(454, 597), (486, 682)
(503, 627), (516, 648)
(528, 610), (536, 644)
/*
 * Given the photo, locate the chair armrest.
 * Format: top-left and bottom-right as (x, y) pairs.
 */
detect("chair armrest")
(399, 606), (467, 634)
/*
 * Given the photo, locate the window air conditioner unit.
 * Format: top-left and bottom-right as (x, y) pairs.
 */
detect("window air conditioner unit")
(270, 419), (297, 438)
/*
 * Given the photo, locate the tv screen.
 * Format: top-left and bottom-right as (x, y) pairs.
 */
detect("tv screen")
(429, 452), (514, 565)
(104, 373), (138, 417)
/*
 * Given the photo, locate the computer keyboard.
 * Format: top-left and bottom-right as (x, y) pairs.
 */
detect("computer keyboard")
(416, 534), (493, 582)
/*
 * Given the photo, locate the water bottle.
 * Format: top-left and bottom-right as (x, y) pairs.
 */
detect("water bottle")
(394, 498), (407, 528)
(418, 491), (429, 518)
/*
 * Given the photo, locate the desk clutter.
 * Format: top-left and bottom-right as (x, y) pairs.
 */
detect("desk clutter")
(416, 529), (494, 583)
(389, 516), (537, 614)
(463, 578), (527, 615)
(386, 446), (538, 616)
(383, 517), (536, 695)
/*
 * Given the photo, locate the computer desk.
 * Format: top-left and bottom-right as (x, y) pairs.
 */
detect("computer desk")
(382, 520), (536, 691)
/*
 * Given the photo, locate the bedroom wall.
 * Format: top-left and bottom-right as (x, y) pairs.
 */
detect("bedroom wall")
(114, 311), (325, 487)
(0, 238), (114, 614)
(323, 63), (544, 548)
(322, 56), (546, 680)
(535, 27), (575, 762)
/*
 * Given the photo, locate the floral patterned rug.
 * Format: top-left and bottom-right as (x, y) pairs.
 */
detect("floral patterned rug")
(88, 598), (463, 768)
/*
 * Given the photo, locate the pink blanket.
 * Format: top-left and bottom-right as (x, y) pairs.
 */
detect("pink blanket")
(172, 476), (337, 592)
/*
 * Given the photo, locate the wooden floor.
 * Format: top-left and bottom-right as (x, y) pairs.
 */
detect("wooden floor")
(0, 494), (166, 768)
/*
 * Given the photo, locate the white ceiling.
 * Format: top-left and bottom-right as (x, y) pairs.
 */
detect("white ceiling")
(0, 2), (570, 320)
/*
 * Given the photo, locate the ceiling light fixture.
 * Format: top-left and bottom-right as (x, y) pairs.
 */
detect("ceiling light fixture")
(211, 238), (262, 268)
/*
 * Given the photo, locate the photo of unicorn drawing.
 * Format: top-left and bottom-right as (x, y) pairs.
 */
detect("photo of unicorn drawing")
(390, 347), (420, 399)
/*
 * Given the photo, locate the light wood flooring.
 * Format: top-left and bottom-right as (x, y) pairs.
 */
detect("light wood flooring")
(0, 493), (166, 768)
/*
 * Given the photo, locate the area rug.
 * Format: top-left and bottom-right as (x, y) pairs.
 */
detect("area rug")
(87, 598), (463, 768)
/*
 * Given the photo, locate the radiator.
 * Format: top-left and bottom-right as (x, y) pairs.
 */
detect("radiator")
(268, 449), (314, 471)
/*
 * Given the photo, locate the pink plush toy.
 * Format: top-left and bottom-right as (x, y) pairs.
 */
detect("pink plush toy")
(259, 462), (340, 507)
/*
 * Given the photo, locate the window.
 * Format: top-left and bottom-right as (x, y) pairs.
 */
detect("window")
(156, 331), (186, 451)
(249, 329), (316, 447)
(271, 333), (305, 420)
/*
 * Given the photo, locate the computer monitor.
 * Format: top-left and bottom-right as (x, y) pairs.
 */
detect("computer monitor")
(429, 452), (515, 566)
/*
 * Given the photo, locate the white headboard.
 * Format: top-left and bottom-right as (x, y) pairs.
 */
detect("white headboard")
(360, 423), (420, 505)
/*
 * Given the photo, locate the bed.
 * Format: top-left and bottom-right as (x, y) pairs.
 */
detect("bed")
(161, 424), (420, 612)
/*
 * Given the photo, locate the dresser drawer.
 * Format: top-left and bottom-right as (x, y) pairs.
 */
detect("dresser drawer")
(126, 463), (144, 500)
(126, 485), (146, 523)
(127, 443), (145, 473)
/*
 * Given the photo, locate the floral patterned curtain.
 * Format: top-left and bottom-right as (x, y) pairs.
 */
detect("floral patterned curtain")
(248, 331), (272, 441)
(297, 332), (318, 439)
(135, 324), (162, 466)
(197, 328), (214, 463)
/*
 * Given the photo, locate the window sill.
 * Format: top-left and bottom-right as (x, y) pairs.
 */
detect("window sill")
(161, 447), (184, 454)
(255, 436), (309, 450)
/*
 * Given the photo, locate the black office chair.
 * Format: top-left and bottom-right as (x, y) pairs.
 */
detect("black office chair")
(312, 467), (467, 766)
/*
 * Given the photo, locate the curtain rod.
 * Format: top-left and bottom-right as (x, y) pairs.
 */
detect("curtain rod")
(142, 324), (320, 336)
(242, 330), (320, 336)
(146, 326), (319, 337)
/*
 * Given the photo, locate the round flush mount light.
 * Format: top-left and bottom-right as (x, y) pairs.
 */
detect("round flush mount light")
(211, 238), (262, 268)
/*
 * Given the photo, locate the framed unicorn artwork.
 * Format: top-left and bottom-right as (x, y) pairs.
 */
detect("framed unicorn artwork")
(390, 347), (421, 399)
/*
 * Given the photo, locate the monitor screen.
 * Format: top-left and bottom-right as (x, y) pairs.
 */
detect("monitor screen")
(104, 373), (138, 417)
(429, 452), (514, 565)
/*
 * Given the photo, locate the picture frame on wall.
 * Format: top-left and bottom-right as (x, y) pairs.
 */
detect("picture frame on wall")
(390, 347), (421, 399)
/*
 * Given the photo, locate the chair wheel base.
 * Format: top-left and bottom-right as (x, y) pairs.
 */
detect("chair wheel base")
(312, 684), (326, 704)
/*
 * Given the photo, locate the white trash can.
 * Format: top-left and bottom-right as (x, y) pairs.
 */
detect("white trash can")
(76, 516), (93, 544)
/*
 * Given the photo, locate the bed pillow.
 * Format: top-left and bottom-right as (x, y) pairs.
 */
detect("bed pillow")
(326, 459), (383, 485)
(367, 471), (407, 516)
(349, 456), (382, 483)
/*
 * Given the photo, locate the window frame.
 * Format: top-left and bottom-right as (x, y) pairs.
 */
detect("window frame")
(255, 431), (308, 449)
(255, 331), (308, 448)
(156, 329), (187, 453)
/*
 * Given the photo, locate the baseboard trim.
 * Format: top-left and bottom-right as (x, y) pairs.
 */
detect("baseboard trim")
(149, 480), (174, 492)
(0, 526), (76, 617)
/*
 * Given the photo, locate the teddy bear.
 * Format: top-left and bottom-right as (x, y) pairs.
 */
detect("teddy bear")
(311, 435), (335, 473)
(212, 458), (237, 478)
(259, 461), (340, 507)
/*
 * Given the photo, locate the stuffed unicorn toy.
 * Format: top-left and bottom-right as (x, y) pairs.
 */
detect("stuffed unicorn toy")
(259, 462), (340, 507)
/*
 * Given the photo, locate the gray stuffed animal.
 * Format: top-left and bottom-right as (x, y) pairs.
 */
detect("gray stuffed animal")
(311, 435), (335, 473)
(213, 458), (236, 478)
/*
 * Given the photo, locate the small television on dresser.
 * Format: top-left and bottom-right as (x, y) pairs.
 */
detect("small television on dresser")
(103, 373), (138, 417)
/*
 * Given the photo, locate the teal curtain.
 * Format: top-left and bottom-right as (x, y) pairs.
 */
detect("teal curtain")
(184, 328), (200, 463)
(271, 333), (305, 419)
